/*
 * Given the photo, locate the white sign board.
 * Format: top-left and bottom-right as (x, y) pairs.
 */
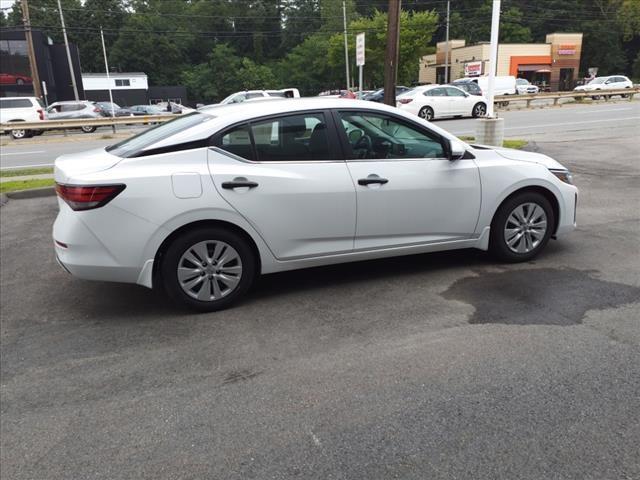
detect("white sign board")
(464, 61), (482, 77)
(356, 32), (365, 67)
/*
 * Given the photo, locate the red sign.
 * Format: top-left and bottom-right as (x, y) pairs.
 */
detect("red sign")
(558, 44), (576, 55)
(464, 61), (482, 76)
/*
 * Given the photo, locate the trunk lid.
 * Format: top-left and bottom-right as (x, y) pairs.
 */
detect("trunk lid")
(54, 148), (121, 183)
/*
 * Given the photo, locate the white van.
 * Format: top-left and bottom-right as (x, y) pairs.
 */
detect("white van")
(454, 76), (517, 96)
(219, 88), (301, 105)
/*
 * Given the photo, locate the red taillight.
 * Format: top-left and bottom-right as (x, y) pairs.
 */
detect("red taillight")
(55, 183), (125, 211)
(37, 108), (44, 120)
(398, 98), (413, 104)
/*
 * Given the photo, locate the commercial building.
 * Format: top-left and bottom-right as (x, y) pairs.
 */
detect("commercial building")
(0, 28), (84, 103)
(82, 72), (188, 107)
(419, 33), (583, 91)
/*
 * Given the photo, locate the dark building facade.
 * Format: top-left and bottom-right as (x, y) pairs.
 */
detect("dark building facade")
(0, 28), (84, 103)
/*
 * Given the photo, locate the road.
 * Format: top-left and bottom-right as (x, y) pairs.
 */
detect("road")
(1, 101), (638, 168)
(1, 126), (639, 477)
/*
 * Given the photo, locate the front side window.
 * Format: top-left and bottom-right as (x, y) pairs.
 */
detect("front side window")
(338, 111), (445, 160)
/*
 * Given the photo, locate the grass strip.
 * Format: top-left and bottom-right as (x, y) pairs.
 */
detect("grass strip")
(0, 167), (54, 178)
(459, 137), (528, 150)
(0, 178), (55, 193)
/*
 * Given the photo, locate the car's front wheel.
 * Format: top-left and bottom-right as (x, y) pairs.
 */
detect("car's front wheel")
(81, 126), (97, 133)
(418, 106), (434, 121)
(161, 226), (257, 312)
(10, 128), (28, 139)
(472, 102), (486, 117)
(489, 191), (554, 262)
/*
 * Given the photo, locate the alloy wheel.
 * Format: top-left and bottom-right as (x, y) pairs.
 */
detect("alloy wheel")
(503, 202), (548, 254)
(177, 240), (243, 301)
(419, 107), (433, 121)
(474, 103), (486, 117)
(11, 129), (26, 139)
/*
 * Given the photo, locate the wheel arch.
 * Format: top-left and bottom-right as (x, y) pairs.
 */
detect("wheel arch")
(151, 219), (263, 287)
(492, 185), (560, 235)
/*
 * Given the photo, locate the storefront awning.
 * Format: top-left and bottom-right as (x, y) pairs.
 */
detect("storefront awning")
(517, 64), (550, 72)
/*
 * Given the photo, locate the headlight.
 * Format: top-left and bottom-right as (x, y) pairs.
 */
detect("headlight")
(550, 169), (573, 185)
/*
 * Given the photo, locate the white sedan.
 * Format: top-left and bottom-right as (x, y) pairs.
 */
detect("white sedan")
(396, 84), (488, 120)
(53, 99), (577, 311)
(573, 75), (633, 98)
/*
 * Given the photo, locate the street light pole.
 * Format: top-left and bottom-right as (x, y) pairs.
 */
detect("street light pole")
(57, 0), (80, 100)
(342, 1), (351, 91)
(444, 0), (450, 84)
(486, 0), (500, 118)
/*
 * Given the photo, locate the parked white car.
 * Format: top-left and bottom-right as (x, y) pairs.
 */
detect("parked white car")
(516, 78), (540, 95)
(0, 96), (46, 139)
(396, 85), (488, 120)
(454, 76), (517, 96)
(219, 88), (300, 105)
(53, 98), (577, 311)
(573, 75), (633, 97)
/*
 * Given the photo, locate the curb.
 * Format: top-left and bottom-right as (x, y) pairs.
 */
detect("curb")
(5, 186), (56, 200)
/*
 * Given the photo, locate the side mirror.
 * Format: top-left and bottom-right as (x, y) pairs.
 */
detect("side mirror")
(448, 138), (467, 161)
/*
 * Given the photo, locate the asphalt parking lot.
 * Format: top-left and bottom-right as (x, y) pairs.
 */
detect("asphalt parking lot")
(1, 135), (639, 479)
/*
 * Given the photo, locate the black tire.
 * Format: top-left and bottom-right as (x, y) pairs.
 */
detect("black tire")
(81, 126), (97, 133)
(472, 102), (486, 117)
(489, 191), (555, 263)
(418, 106), (434, 121)
(10, 127), (27, 140)
(160, 226), (257, 312)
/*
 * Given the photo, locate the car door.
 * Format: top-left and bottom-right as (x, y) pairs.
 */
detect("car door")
(208, 111), (357, 260)
(444, 86), (471, 116)
(334, 110), (481, 250)
(422, 87), (450, 118)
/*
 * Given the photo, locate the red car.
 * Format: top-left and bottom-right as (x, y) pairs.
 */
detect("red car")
(0, 73), (33, 85)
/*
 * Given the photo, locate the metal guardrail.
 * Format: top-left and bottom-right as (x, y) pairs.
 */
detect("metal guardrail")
(0, 114), (174, 132)
(494, 87), (639, 107)
(1, 88), (638, 133)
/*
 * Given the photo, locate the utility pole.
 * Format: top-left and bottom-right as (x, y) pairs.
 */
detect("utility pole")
(342, 1), (350, 91)
(444, 0), (450, 83)
(20, 0), (42, 98)
(383, 0), (401, 106)
(101, 27), (116, 132)
(57, 0), (80, 100)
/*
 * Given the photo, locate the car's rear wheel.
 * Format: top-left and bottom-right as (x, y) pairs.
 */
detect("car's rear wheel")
(10, 128), (27, 139)
(418, 106), (434, 121)
(161, 227), (257, 312)
(81, 126), (97, 133)
(472, 102), (486, 117)
(489, 191), (554, 262)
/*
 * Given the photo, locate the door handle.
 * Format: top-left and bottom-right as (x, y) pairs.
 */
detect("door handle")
(221, 179), (259, 189)
(358, 177), (388, 186)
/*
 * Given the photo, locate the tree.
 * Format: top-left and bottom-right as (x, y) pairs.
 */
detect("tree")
(326, 9), (438, 88)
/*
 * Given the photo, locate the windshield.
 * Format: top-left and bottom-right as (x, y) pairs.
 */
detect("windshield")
(106, 112), (214, 157)
(516, 79), (529, 85)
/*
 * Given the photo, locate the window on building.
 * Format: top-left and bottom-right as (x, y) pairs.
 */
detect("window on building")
(115, 79), (130, 87)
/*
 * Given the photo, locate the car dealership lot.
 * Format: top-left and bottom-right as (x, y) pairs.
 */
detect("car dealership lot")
(1, 125), (639, 478)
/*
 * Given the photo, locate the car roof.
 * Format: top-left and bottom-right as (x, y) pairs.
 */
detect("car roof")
(1, 96), (40, 100)
(50, 100), (93, 105)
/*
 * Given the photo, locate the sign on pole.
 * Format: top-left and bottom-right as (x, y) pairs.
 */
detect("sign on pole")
(356, 32), (365, 66)
(356, 32), (365, 94)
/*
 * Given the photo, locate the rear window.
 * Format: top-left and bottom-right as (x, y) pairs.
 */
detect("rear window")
(106, 112), (214, 158)
(0, 98), (33, 109)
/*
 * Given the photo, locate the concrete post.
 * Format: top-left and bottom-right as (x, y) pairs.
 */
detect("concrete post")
(475, 117), (504, 147)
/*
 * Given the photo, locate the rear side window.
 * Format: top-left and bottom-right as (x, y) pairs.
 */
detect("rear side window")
(0, 99), (33, 108)
(216, 124), (255, 161)
(214, 113), (332, 162)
